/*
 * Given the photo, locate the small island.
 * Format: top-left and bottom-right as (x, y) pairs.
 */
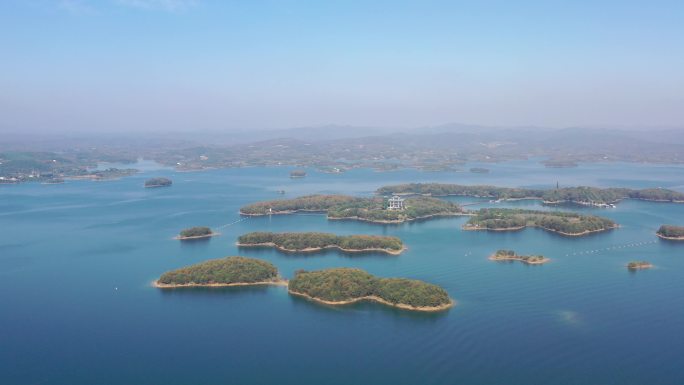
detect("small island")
(289, 170), (307, 178)
(463, 208), (617, 236)
(176, 226), (217, 240)
(237, 232), (405, 255)
(627, 261), (653, 270)
(489, 249), (549, 264)
(154, 256), (285, 288)
(656, 225), (684, 240)
(240, 194), (463, 224)
(144, 177), (172, 188)
(288, 268), (453, 311)
(470, 167), (490, 173)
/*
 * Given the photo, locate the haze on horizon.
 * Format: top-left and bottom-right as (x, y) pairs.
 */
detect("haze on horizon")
(1, 0), (683, 134)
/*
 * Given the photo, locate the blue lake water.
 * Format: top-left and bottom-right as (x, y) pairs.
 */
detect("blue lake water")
(1, 161), (684, 385)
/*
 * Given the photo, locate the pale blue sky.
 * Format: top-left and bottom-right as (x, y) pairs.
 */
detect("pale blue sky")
(1, 0), (683, 132)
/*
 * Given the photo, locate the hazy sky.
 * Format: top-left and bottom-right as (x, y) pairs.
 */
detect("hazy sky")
(1, 0), (683, 133)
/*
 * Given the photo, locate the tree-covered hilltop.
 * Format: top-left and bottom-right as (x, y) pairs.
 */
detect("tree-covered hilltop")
(465, 208), (617, 236)
(288, 268), (452, 310)
(376, 183), (684, 205)
(157, 256), (279, 286)
(490, 249), (548, 264)
(240, 194), (360, 215)
(240, 194), (462, 223)
(144, 177), (172, 188)
(237, 232), (404, 253)
(656, 225), (684, 239)
(179, 226), (214, 239)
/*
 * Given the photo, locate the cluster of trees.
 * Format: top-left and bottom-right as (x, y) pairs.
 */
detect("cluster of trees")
(179, 226), (213, 238)
(377, 183), (684, 205)
(289, 170), (307, 178)
(289, 268), (451, 308)
(241, 194), (461, 222)
(657, 225), (684, 238)
(240, 194), (360, 215)
(467, 208), (616, 235)
(238, 232), (403, 252)
(158, 256), (278, 285)
(629, 189), (684, 202)
(627, 261), (651, 269)
(492, 250), (545, 262)
(327, 196), (461, 222)
(144, 177), (172, 187)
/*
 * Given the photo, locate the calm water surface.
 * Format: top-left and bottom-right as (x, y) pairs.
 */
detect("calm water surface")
(1, 161), (684, 385)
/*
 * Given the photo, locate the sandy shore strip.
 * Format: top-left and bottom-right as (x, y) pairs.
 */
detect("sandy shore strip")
(237, 242), (405, 255)
(463, 224), (618, 237)
(153, 279), (288, 289)
(656, 233), (684, 241)
(288, 290), (454, 312)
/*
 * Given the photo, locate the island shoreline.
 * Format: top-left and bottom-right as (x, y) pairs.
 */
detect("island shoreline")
(237, 242), (405, 255)
(288, 290), (454, 312)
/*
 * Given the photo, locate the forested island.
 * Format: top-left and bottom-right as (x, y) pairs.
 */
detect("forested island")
(656, 225), (684, 240)
(489, 250), (549, 264)
(288, 268), (453, 311)
(155, 256), (284, 288)
(627, 261), (653, 270)
(290, 170), (307, 178)
(464, 208), (617, 236)
(144, 177), (172, 188)
(240, 194), (463, 223)
(377, 183), (684, 206)
(176, 226), (217, 240)
(237, 232), (405, 255)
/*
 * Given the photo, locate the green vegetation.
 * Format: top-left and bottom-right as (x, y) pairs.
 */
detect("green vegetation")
(377, 183), (684, 206)
(627, 261), (652, 270)
(145, 177), (172, 187)
(157, 256), (279, 286)
(240, 194), (462, 223)
(238, 232), (404, 253)
(490, 249), (548, 264)
(465, 208), (617, 235)
(288, 268), (452, 310)
(179, 226), (214, 239)
(656, 225), (684, 239)
(290, 170), (307, 178)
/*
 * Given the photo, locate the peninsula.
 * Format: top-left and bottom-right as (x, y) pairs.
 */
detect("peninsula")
(144, 177), (172, 188)
(288, 268), (453, 311)
(154, 256), (284, 288)
(237, 232), (405, 255)
(377, 183), (684, 207)
(239, 194), (463, 223)
(656, 225), (684, 240)
(176, 226), (217, 240)
(627, 261), (653, 270)
(464, 208), (617, 236)
(489, 249), (549, 264)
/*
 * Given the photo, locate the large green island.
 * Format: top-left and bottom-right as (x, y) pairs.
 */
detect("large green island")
(237, 232), (405, 255)
(489, 249), (549, 264)
(239, 194), (463, 223)
(464, 208), (617, 236)
(288, 268), (453, 311)
(377, 183), (684, 207)
(155, 256), (285, 288)
(656, 225), (684, 240)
